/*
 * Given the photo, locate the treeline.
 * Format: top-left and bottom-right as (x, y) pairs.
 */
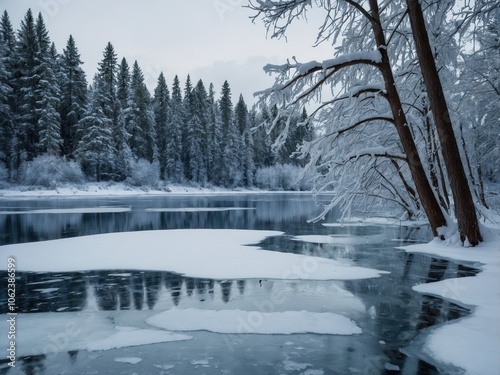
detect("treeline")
(0, 9), (314, 188)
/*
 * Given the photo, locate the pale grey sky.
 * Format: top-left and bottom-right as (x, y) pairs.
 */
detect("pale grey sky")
(2, 0), (334, 103)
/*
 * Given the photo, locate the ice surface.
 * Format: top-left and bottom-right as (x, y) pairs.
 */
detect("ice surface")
(1, 229), (387, 280)
(86, 327), (192, 351)
(0, 207), (131, 214)
(145, 207), (256, 212)
(384, 363), (400, 371)
(114, 357), (142, 364)
(283, 359), (312, 371)
(403, 230), (500, 375)
(293, 233), (387, 245)
(146, 308), (362, 335)
(0, 311), (192, 357)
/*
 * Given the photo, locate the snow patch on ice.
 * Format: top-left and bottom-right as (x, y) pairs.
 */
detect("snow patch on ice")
(146, 308), (362, 335)
(0, 206), (131, 214)
(114, 357), (142, 365)
(145, 207), (256, 213)
(293, 233), (387, 245)
(86, 327), (191, 351)
(283, 359), (312, 371)
(323, 216), (428, 227)
(0, 229), (387, 280)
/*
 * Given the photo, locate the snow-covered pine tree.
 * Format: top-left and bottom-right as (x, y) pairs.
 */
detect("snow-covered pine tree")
(253, 103), (274, 169)
(188, 79), (208, 183)
(126, 60), (157, 162)
(34, 13), (62, 156)
(75, 75), (115, 181)
(206, 83), (223, 184)
(181, 75), (194, 178)
(234, 94), (254, 186)
(152, 72), (170, 180)
(15, 9), (39, 161)
(117, 58), (130, 110)
(242, 107), (256, 186)
(165, 75), (183, 182)
(0, 34), (12, 176)
(218, 81), (242, 187)
(60, 35), (87, 157)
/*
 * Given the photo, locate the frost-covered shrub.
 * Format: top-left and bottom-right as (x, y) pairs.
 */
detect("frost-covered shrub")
(255, 164), (312, 191)
(126, 159), (160, 187)
(20, 155), (85, 188)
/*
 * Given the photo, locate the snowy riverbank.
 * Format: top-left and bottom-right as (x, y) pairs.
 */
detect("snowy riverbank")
(0, 182), (313, 198)
(402, 224), (500, 375)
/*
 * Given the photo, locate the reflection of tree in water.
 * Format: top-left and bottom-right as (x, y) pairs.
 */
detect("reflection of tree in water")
(220, 280), (232, 303)
(94, 272), (118, 311)
(20, 355), (46, 375)
(185, 277), (196, 297)
(145, 271), (162, 309)
(1, 272), (88, 314)
(3, 269), (248, 315)
(68, 351), (78, 364)
(195, 279), (207, 301)
(237, 280), (246, 295)
(165, 272), (183, 306)
(132, 272), (144, 310)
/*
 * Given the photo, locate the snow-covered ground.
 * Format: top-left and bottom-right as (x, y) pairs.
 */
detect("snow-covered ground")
(0, 182), (308, 198)
(403, 225), (500, 375)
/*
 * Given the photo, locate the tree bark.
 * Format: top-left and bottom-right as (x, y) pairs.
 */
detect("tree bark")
(406, 0), (482, 245)
(368, 0), (447, 237)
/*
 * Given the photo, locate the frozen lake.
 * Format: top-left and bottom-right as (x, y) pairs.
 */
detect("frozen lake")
(0, 194), (476, 374)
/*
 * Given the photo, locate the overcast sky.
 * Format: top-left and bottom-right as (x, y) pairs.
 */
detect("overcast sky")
(2, 0), (334, 104)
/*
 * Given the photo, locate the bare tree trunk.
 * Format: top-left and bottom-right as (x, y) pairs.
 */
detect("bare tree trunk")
(406, 0), (482, 245)
(368, 0), (447, 237)
(426, 112), (449, 212)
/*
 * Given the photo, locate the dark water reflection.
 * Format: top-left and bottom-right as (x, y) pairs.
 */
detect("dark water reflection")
(0, 194), (480, 374)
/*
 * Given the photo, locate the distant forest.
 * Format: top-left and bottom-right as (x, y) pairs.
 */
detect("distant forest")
(0, 9), (314, 189)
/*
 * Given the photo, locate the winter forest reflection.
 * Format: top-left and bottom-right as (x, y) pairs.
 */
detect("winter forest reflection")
(0, 194), (321, 245)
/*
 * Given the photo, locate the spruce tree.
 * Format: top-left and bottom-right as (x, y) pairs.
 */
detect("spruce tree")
(16, 9), (38, 160)
(60, 35), (87, 157)
(75, 76), (115, 181)
(0, 36), (12, 175)
(117, 57), (130, 110)
(218, 81), (241, 187)
(165, 75), (183, 182)
(37, 40), (62, 155)
(152, 72), (170, 179)
(188, 79), (208, 183)
(126, 60), (156, 162)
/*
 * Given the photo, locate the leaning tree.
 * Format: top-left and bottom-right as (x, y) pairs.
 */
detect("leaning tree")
(249, 0), (485, 245)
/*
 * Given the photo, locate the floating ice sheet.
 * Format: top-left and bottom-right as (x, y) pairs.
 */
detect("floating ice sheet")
(146, 308), (362, 335)
(1, 229), (387, 280)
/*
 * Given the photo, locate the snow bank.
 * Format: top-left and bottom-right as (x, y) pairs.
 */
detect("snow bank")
(0, 182), (310, 198)
(403, 230), (500, 375)
(146, 308), (361, 335)
(323, 217), (428, 227)
(1, 229), (387, 280)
